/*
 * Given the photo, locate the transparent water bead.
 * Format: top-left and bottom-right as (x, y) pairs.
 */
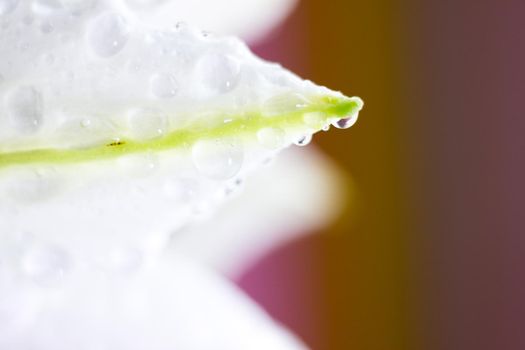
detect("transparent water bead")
(150, 73), (178, 98)
(192, 138), (244, 180)
(195, 53), (241, 95)
(332, 111), (359, 129)
(5, 86), (43, 133)
(40, 21), (54, 34)
(0, 0), (18, 16)
(87, 12), (130, 58)
(127, 107), (167, 140)
(293, 134), (313, 147)
(21, 244), (70, 286)
(257, 127), (286, 149)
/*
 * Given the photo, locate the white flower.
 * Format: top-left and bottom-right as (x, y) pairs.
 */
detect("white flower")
(0, 1), (361, 349)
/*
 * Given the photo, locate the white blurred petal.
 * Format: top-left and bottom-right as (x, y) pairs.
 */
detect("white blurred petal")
(122, 0), (299, 42)
(172, 146), (348, 277)
(0, 256), (306, 350)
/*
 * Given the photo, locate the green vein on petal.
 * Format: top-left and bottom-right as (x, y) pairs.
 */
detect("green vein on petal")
(0, 96), (362, 171)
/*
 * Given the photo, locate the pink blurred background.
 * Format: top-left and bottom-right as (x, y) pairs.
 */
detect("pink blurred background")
(238, 0), (525, 349)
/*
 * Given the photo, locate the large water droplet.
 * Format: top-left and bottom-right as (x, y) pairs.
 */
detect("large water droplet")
(21, 244), (70, 286)
(87, 13), (130, 58)
(127, 107), (167, 140)
(195, 53), (241, 96)
(0, 0), (19, 16)
(257, 127), (286, 149)
(192, 138), (244, 180)
(6, 86), (43, 133)
(332, 111), (359, 129)
(150, 73), (178, 98)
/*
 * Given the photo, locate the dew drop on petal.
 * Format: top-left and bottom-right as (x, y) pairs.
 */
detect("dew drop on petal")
(0, 0), (19, 16)
(192, 138), (244, 180)
(257, 127), (285, 149)
(127, 107), (167, 140)
(195, 53), (241, 95)
(332, 111), (359, 129)
(6, 86), (43, 133)
(294, 133), (313, 147)
(87, 13), (130, 58)
(150, 73), (178, 98)
(40, 21), (54, 34)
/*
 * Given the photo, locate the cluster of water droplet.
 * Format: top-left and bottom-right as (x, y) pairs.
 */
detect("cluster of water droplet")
(0, 0), (358, 155)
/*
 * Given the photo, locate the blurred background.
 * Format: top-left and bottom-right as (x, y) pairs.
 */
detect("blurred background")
(237, 0), (525, 349)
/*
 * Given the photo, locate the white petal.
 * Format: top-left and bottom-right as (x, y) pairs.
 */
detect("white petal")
(0, 256), (307, 350)
(171, 146), (348, 277)
(121, 0), (299, 43)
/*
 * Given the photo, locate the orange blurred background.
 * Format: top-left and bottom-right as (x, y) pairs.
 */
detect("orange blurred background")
(240, 0), (523, 349)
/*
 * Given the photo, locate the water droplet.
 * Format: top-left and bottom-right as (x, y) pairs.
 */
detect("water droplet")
(195, 53), (241, 95)
(80, 118), (91, 128)
(127, 107), (167, 140)
(150, 73), (178, 98)
(21, 244), (70, 286)
(174, 21), (187, 31)
(332, 112), (359, 129)
(257, 127), (286, 149)
(294, 134), (313, 147)
(6, 86), (43, 133)
(262, 92), (310, 117)
(192, 138), (244, 180)
(117, 153), (159, 178)
(87, 13), (130, 58)
(0, 0), (19, 16)
(40, 21), (54, 34)
(224, 177), (244, 197)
